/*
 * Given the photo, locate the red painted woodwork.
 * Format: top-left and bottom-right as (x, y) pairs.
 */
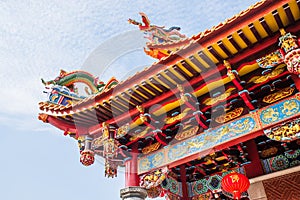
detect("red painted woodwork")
(125, 148), (140, 187)
(239, 92), (255, 110)
(85, 23), (300, 137)
(232, 79), (244, 91)
(243, 138), (264, 178)
(180, 165), (190, 200)
(47, 115), (87, 136)
(291, 74), (300, 91)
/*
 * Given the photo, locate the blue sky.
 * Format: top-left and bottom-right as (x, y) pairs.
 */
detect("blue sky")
(0, 1), (258, 199)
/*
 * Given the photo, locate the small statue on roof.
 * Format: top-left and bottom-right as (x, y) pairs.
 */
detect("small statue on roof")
(128, 12), (186, 45)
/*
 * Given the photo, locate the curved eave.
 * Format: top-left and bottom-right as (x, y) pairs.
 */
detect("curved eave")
(39, 0), (300, 131)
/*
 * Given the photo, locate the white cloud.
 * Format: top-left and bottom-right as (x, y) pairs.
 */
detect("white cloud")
(0, 0), (259, 133)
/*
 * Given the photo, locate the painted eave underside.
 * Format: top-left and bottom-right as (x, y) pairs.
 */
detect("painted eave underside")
(39, 0), (300, 129)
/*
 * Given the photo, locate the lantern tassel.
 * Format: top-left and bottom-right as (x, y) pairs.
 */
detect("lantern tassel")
(233, 190), (241, 200)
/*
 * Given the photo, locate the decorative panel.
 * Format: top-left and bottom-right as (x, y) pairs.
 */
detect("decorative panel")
(138, 94), (300, 174)
(259, 95), (300, 127)
(138, 115), (259, 174)
(162, 176), (182, 198)
(188, 168), (246, 197)
(261, 149), (300, 174)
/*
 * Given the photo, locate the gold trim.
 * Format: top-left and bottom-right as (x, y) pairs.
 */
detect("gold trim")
(250, 64), (285, 84)
(164, 108), (190, 124)
(266, 119), (300, 142)
(175, 126), (199, 141)
(203, 88), (235, 106)
(130, 127), (150, 141)
(263, 87), (295, 104)
(215, 107), (244, 124)
(142, 143), (161, 155)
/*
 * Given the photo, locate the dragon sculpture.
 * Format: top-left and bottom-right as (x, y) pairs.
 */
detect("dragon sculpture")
(128, 12), (187, 59)
(42, 69), (118, 106)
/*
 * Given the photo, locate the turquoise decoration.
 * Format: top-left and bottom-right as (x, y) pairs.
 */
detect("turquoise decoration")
(189, 168), (245, 196)
(160, 177), (182, 197)
(271, 155), (289, 171)
(138, 96), (300, 174)
(285, 149), (300, 159)
(290, 160), (300, 167)
(260, 107), (279, 125)
(193, 179), (208, 194)
(138, 152), (164, 173)
(46, 85), (85, 106)
(261, 149), (300, 174)
(207, 175), (222, 191)
(152, 152), (164, 167)
(168, 142), (189, 161)
(167, 116), (255, 162)
(260, 99), (300, 125)
(139, 116), (256, 174)
(169, 178), (180, 195)
(161, 178), (170, 190)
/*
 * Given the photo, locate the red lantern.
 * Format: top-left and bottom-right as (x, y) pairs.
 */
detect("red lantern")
(80, 150), (95, 166)
(221, 172), (250, 200)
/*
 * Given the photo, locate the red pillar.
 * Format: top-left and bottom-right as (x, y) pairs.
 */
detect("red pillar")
(243, 137), (264, 179)
(291, 74), (300, 91)
(180, 165), (190, 200)
(125, 148), (140, 187)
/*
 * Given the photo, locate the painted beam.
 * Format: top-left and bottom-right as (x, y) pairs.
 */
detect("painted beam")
(138, 93), (300, 174)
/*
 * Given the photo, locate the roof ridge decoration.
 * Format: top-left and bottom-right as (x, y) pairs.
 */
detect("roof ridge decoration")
(128, 12), (187, 59)
(41, 69), (118, 106)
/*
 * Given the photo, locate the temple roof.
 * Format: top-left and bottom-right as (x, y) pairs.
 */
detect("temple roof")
(39, 0), (300, 130)
(38, 0), (300, 180)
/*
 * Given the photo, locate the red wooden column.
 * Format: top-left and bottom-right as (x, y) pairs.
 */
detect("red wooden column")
(122, 146), (147, 200)
(180, 165), (190, 200)
(125, 147), (140, 187)
(243, 135), (264, 178)
(291, 74), (300, 91)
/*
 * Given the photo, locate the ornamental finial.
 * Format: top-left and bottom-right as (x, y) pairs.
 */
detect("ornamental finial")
(177, 84), (184, 93)
(224, 60), (236, 80)
(223, 60), (231, 70)
(137, 105), (145, 113)
(280, 28), (286, 36)
(102, 122), (110, 138)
